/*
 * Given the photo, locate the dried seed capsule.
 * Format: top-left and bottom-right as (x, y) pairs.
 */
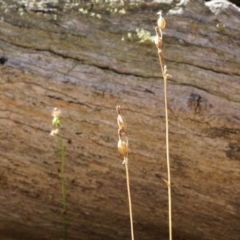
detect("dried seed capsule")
(116, 106), (127, 133)
(157, 12), (166, 30)
(118, 139), (128, 157)
(117, 114), (127, 132)
(155, 35), (163, 49)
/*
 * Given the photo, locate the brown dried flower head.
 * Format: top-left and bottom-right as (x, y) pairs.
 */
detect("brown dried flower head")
(157, 11), (166, 30)
(118, 139), (128, 157)
(116, 105), (127, 133)
(155, 35), (163, 49)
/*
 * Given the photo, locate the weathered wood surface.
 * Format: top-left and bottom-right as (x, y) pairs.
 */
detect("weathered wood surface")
(0, 0), (240, 239)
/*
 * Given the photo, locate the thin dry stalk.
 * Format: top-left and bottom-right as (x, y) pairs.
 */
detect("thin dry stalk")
(116, 106), (134, 240)
(155, 12), (172, 240)
(125, 157), (134, 240)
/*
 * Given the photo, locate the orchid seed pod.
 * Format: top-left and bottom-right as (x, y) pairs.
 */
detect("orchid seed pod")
(157, 12), (166, 30)
(155, 35), (163, 49)
(116, 105), (127, 132)
(118, 139), (128, 157)
(117, 114), (127, 133)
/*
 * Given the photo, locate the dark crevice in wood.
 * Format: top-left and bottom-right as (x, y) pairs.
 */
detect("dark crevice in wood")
(0, 56), (8, 65)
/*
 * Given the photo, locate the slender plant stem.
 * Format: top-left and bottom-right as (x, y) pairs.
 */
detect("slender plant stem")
(158, 53), (164, 79)
(58, 134), (68, 240)
(125, 157), (134, 240)
(158, 52), (172, 240)
(59, 135), (66, 212)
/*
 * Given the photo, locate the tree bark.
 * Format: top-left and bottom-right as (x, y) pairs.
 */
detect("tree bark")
(0, 0), (240, 239)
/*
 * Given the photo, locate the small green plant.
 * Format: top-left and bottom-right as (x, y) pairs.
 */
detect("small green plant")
(135, 28), (155, 45)
(122, 28), (154, 45)
(116, 105), (134, 240)
(155, 12), (172, 240)
(50, 108), (69, 240)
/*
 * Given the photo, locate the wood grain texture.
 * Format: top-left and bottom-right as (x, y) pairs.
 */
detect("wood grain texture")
(0, 0), (240, 239)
